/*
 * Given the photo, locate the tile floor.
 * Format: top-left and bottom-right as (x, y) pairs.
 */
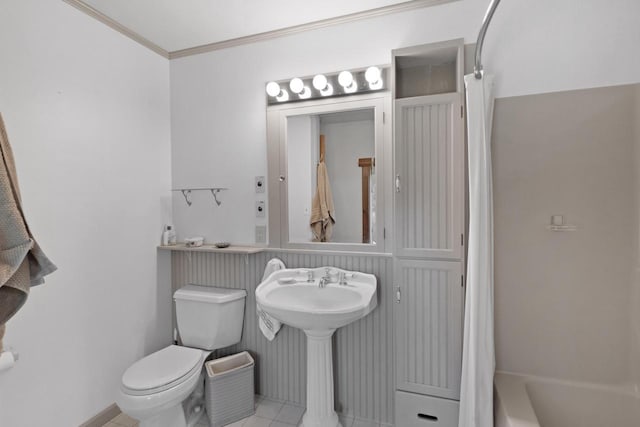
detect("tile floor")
(102, 396), (385, 427)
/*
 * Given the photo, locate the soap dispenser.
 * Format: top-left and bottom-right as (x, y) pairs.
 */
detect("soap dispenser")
(162, 225), (177, 246)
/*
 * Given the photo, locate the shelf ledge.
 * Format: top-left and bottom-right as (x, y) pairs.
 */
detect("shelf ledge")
(158, 244), (265, 254)
(546, 225), (577, 232)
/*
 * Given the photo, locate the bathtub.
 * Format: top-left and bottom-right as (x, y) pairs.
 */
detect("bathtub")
(494, 372), (640, 427)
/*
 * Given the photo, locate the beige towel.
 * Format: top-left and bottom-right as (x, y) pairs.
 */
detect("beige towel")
(310, 161), (335, 242)
(0, 113), (57, 351)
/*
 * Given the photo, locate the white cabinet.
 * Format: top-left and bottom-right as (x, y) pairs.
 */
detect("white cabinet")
(394, 93), (464, 260)
(392, 39), (466, 418)
(394, 259), (463, 399)
(395, 390), (460, 427)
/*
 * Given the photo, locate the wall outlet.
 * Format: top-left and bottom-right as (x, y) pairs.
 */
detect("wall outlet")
(256, 200), (266, 217)
(255, 225), (267, 244)
(255, 176), (265, 193)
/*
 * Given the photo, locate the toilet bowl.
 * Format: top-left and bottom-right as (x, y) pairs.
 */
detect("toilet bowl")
(116, 285), (247, 427)
(116, 345), (207, 426)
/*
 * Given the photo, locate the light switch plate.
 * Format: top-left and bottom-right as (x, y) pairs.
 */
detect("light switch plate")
(255, 225), (267, 244)
(255, 176), (265, 193)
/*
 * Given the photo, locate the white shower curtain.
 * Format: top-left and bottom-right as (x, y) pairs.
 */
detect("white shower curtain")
(459, 71), (495, 427)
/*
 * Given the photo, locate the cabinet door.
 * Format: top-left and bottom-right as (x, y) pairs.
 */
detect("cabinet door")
(394, 94), (464, 260)
(395, 259), (463, 400)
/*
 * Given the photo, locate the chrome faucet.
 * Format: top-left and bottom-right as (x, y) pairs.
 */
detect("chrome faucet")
(319, 268), (332, 288)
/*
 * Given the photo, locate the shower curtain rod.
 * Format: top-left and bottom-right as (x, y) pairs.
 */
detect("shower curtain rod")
(474, 0), (502, 79)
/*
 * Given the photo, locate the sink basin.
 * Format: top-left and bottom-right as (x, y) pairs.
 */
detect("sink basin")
(255, 267), (377, 330)
(256, 267), (377, 427)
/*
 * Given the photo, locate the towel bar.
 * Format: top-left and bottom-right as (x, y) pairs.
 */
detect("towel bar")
(172, 187), (228, 207)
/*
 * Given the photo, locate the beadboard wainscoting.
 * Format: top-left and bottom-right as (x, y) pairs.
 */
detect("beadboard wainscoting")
(171, 251), (394, 424)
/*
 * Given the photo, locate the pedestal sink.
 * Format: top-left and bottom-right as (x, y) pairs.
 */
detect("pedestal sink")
(256, 267), (377, 427)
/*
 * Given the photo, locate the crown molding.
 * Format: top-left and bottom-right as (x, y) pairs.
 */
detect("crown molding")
(63, 0), (169, 58)
(63, 0), (459, 60)
(169, 0), (458, 59)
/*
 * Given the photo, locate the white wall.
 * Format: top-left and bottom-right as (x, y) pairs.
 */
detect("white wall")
(484, 0), (640, 98)
(0, 1), (172, 426)
(493, 85), (636, 384)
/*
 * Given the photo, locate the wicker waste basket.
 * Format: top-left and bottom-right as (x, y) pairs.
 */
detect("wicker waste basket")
(205, 351), (255, 427)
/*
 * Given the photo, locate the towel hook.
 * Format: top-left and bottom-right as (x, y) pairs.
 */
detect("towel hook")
(172, 187), (227, 207)
(181, 190), (193, 206)
(210, 189), (222, 206)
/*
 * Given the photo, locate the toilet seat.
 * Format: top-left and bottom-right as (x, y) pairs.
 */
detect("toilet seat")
(121, 345), (205, 396)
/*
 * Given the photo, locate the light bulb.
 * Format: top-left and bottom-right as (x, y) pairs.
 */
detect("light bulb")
(365, 66), (383, 90)
(299, 87), (311, 99)
(312, 74), (328, 91)
(344, 81), (358, 93)
(289, 78), (304, 94)
(320, 83), (334, 97)
(266, 81), (281, 97)
(365, 66), (381, 84)
(276, 89), (289, 102)
(338, 71), (353, 88)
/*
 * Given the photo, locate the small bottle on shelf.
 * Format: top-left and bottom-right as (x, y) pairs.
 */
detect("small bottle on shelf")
(167, 225), (177, 245)
(161, 225), (177, 246)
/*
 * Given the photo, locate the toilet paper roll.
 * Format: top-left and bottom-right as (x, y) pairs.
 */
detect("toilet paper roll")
(0, 350), (17, 373)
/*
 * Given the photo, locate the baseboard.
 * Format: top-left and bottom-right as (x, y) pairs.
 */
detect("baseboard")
(79, 403), (121, 427)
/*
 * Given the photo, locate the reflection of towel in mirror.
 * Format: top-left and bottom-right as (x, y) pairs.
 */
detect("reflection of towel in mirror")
(257, 258), (285, 341)
(310, 161), (335, 242)
(0, 114), (57, 351)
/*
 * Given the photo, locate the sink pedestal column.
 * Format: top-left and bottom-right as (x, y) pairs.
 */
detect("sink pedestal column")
(301, 329), (341, 427)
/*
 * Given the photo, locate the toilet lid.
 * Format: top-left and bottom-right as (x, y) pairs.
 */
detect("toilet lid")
(122, 345), (203, 394)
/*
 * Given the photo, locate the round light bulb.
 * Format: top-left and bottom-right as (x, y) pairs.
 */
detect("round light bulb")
(266, 81), (281, 97)
(365, 66), (381, 84)
(299, 87), (312, 99)
(276, 89), (289, 102)
(312, 74), (328, 91)
(289, 78), (304, 94)
(338, 71), (353, 88)
(320, 83), (334, 97)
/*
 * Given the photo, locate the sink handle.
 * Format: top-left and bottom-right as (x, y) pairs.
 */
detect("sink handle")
(300, 269), (314, 282)
(339, 272), (347, 286)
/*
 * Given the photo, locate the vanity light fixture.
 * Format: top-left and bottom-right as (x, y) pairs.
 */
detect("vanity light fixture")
(365, 66), (383, 90)
(298, 86), (312, 99)
(320, 83), (333, 96)
(338, 71), (357, 93)
(290, 78), (312, 99)
(312, 74), (334, 96)
(265, 65), (387, 105)
(266, 81), (281, 97)
(289, 78), (304, 94)
(312, 74), (328, 90)
(266, 81), (290, 102)
(276, 90), (290, 102)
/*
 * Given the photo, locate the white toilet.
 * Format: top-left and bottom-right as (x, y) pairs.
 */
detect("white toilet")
(116, 285), (247, 427)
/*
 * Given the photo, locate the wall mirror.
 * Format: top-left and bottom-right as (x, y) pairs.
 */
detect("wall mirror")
(267, 93), (392, 252)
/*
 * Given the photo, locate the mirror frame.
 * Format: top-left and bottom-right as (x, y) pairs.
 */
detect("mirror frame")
(267, 92), (392, 253)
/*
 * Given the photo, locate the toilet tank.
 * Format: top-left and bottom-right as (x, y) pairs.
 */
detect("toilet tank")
(174, 285), (247, 351)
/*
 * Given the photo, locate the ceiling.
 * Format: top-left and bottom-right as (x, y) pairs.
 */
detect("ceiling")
(65, 0), (454, 58)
